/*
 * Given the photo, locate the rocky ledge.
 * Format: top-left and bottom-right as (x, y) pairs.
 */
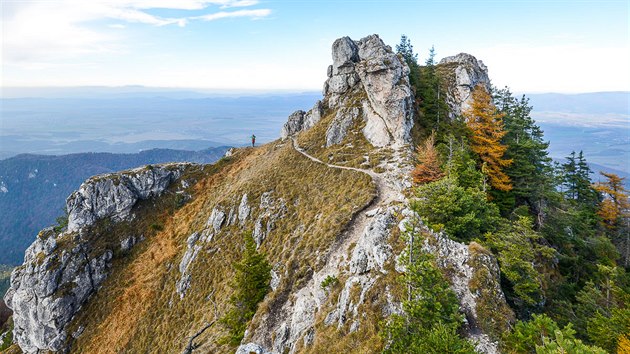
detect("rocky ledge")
(4, 163), (191, 353)
(67, 163), (190, 232)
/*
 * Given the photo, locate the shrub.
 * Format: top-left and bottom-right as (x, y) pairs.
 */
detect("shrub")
(412, 176), (500, 242)
(320, 275), (339, 290)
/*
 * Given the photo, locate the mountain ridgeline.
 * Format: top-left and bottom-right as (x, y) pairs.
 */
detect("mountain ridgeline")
(2, 34), (628, 354)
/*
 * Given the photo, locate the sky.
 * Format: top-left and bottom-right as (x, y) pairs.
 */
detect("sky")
(1, 0), (629, 93)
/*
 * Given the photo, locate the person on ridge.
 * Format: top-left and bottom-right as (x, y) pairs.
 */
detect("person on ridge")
(251, 134), (256, 147)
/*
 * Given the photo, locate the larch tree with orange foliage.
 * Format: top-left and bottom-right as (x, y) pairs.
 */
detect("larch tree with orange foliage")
(594, 172), (629, 228)
(411, 132), (444, 185)
(618, 335), (630, 354)
(463, 84), (513, 192)
(594, 172), (630, 267)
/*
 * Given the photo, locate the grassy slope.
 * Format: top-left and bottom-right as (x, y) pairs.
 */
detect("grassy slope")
(67, 140), (375, 353)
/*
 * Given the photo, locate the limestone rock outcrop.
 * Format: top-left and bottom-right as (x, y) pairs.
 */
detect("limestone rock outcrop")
(281, 34), (414, 147)
(4, 163), (190, 353)
(67, 164), (189, 232)
(439, 53), (490, 118)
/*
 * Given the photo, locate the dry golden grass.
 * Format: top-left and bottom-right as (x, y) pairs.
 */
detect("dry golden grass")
(63, 140), (374, 353)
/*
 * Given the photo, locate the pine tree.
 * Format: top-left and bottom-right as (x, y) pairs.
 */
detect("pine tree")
(486, 216), (554, 312)
(396, 35), (420, 91)
(561, 151), (598, 206)
(463, 84), (513, 191)
(411, 132), (444, 185)
(395, 34), (418, 65)
(380, 232), (474, 354)
(220, 234), (271, 346)
(594, 172), (630, 266)
(494, 87), (552, 219)
(417, 46), (449, 134)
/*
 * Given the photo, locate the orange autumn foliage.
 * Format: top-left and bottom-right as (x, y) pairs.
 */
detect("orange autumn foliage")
(618, 334), (630, 354)
(411, 132), (444, 185)
(594, 172), (629, 229)
(463, 84), (513, 191)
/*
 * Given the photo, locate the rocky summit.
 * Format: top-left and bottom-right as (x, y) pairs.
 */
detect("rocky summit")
(282, 35), (414, 148)
(4, 35), (511, 354)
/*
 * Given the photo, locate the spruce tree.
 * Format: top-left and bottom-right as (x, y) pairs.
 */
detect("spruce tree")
(494, 87), (552, 218)
(220, 234), (271, 346)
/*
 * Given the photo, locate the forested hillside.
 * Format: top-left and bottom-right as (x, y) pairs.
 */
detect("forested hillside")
(398, 35), (629, 353)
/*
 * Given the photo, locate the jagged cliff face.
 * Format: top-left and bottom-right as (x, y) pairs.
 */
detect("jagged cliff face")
(282, 35), (414, 148)
(4, 35), (510, 354)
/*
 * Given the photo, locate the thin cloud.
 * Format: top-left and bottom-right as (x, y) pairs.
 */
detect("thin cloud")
(220, 0), (260, 8)
(2, 0), (270, 66)
(195, 9), (272, 21)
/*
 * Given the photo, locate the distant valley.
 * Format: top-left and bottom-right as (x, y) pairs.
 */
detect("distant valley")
(528, 91), (629, 176)
(0, 91), (321, 158)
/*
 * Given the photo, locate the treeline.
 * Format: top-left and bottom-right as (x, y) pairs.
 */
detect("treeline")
(391, 35), (629, 353)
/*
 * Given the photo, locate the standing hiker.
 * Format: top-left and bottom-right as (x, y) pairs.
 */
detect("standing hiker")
(251, 134), (256, 147)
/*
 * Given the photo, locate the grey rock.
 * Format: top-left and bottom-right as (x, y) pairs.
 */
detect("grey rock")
(280, 110), (306, 139)
(206, 207), (225, 233)
(354, 35), (413, 146)
(176, 274), (192, 300)
(325, 107), (359, 146)
(4, 235), (113, 353)
(238, 194), (250, 225)
(120, 235), (140, 252)
(471, 333), (500, 354)
(349, 207), (395, 274)
(270, 269), (281, 291)
(439, 53), (490, 118)
(252, 192), (287, 248)
(303, 101), (324, 130)
(280, 101), (324, 139)
(331, 36), (359, 74)
(227, 207), (237, 226)
(236, 342), (273, 354)
(66, 163), (189, 232)
(280, 34), (413, 147)
(176, 232), (202, 299)
(224, 147), (236, 157)
(253, 218), (265, 247)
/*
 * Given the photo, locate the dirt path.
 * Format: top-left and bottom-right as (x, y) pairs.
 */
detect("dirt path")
(291, 138), (398, 271)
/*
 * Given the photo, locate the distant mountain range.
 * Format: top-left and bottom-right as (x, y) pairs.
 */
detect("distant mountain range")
(0, 147), (229, 265)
